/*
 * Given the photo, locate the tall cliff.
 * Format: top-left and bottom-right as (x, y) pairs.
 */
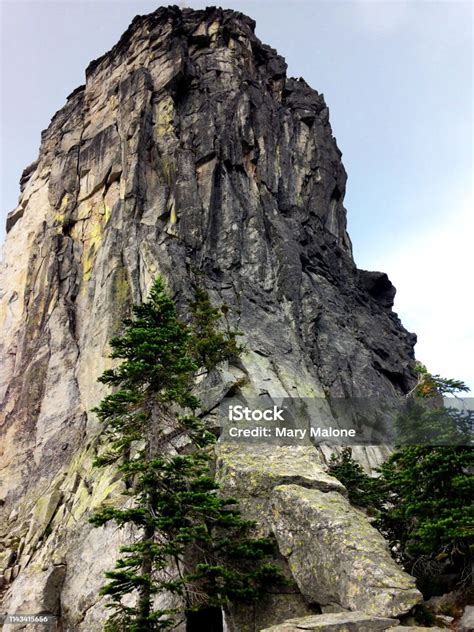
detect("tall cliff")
(0, 6), (420, 631)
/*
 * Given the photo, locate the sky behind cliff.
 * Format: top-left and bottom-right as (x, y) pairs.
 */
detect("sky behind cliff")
(1, 0), (472, 390)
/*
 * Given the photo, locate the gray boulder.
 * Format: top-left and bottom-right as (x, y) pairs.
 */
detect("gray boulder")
(259, 611), (399, 631)
(216, 444), (345, 532)
(271, 485), (422, 618)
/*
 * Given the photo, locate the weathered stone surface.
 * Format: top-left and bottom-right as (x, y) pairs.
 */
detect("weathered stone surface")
(0, 6), (418, 629)
(5, 563), (66, 617)
(216, 445), (342, 629)
(320, 603), (348, 614)
(259, 611), (399, 631)
(216, 444), (346, 535)
(390, 628), (445, 631)
(217, 445), (345, 496)
(424, 590), (459, 616)
(459, 605), (474, 631)
(271, 485), (422, 618)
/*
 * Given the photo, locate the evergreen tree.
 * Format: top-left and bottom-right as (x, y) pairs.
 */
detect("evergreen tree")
(329, 370), (473, 596)
(409, 362), (469, 399)
(328, 448), (381, 512)
(90, 278), (281, 631)
(188, 285), (242, 372)
(377, 373), (473, 594)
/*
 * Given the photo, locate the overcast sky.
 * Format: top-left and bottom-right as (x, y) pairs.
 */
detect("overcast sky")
(1, 0), (472, 390)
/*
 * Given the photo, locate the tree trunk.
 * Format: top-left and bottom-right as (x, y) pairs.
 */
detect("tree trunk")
(137, 500), (155, 623)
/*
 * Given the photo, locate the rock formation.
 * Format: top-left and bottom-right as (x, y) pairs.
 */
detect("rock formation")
(261, 614), (445, 632)
(0, 6), (421, 631)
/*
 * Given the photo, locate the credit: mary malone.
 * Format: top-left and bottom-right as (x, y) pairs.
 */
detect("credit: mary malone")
(225, 424), (356, 441)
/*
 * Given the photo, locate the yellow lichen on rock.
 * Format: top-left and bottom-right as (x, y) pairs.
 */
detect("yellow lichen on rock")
(24, 489), (62, 548)
(169, 200), (177, 225)
(81, 202), (110, 284)
(52, 193), (70, 228)
(208, 20), (220, 46)
(155, 96), (174, 137)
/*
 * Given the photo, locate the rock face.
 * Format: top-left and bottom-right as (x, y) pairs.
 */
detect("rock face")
(270, 486), (420, 618)
(0, 6), (419, 630)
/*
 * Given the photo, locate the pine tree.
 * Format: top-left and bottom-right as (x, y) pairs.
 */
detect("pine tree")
(329, 370), (473, 596)
(90, 278), (281, 631)
(377, 374), (473, 595)
(188, 285), (242, 372)
(328, 448), (381, 511)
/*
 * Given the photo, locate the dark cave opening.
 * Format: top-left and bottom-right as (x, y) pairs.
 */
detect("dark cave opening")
(186, 607), (223, 632)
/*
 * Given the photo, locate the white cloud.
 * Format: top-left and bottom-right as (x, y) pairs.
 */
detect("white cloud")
(380, 192), (474, 391)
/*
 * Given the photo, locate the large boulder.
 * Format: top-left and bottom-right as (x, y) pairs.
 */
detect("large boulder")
(259, 611), (399, 631)
(271, 485), (422, 618)
(216, 445), (345, 531)
(216, 446), (336, 630)
(216, 445), (345, 497)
